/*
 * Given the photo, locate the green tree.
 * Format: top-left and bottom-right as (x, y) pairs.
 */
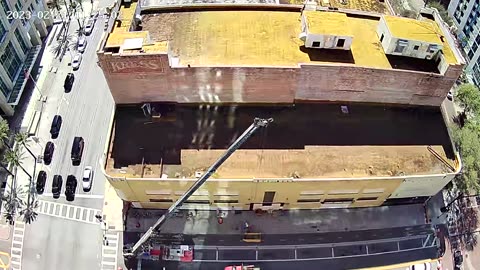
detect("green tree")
(456, 84), (480, 115)
(427, 1), (453, 26)
(0, 119), (14, 179)
(452, 122), (480, 193)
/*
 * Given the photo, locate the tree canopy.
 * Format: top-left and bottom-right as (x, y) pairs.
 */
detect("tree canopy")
(452, 84), (480, 193)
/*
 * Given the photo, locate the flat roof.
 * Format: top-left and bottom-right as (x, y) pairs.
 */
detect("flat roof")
(304, 11), (351, 36)
(106, 103), (455, 179)
(383, 15), (443, 45)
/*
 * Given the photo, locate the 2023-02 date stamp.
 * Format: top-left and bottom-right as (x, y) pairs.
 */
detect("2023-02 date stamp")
(6, 10), (112, 20)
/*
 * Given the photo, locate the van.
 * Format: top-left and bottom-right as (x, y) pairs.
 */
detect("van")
(71, 137), (84, 165)
(50, 115), (62, 139)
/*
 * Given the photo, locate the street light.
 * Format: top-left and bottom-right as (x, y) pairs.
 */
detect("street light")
(24, 69), (44, 98)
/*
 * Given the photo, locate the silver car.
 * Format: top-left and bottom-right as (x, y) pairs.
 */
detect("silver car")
(72, 54), (82, 70)
(82, 166), (93, 192)
(77, 37), (87, 53)
(84, 19), (94, 35)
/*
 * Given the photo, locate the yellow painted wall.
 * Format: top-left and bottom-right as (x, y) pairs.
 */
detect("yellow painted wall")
(106, 176), (404, 209)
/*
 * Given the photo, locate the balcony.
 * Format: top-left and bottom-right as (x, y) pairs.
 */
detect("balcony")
(7, 45), (41, 105)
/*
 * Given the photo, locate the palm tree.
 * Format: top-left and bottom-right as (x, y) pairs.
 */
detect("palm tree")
(14, 133), (38, 224)
(2, 168), (23, 225)
(0, 119), (12, 150)
(51, 33), (75, 58)
(49, 0), (65, 21)
(5, 148), (32, 181)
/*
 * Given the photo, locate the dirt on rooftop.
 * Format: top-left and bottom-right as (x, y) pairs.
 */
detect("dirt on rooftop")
(106, 103), (455, 179)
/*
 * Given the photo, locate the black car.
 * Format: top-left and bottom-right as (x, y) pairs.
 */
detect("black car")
(65, 175), (77, 201)
(64, 73), (74, 93)
(50, 115), (62, 139)
(71, 137), (84, 166)
(43, 142), (55, 165)
(36, 170), (47, 194)
(52, 175), (63, 199)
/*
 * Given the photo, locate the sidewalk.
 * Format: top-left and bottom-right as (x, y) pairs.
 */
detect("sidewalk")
(126, 204), (426, 235)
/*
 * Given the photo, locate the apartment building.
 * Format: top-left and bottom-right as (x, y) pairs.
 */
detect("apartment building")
(448, 0), (480, 84)
(97, 1), (464, 210)
(0, 0), (52, 116)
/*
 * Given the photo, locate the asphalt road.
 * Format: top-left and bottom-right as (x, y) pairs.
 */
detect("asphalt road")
(18, 2), (115, 269)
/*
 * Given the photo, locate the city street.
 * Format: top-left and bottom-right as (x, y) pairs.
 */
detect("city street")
(7, 0), (116, 269)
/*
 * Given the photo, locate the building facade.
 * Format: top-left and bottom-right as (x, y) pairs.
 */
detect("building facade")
(448, 0), (480, 85)
(98, 1), (464, 210)
(0, 0), (52, 116)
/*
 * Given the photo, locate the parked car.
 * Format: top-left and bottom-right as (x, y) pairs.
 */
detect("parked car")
(64, 73), (75, 93)
(77, 36), (87, 53)
(408, 262), (431, 270)
(447, 90), (454, 101)
(50, 115), (62, 139)
(36, 170), (47, 194)
(43, 142), (55, 165)
(65, 175), (77, 201)
(71, 54), (82, 70)
(71, 137), (84, 166)
(82, 166), (93, 192)
(454, 250), (463, 268)
(84, 19), (95, 35)
(52, 175), (63, 199)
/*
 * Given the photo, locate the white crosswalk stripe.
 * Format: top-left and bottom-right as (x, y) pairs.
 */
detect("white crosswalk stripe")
(10, 221), (25, 270)
(37, 200), (102, 225)
(101, 231), (119, 270)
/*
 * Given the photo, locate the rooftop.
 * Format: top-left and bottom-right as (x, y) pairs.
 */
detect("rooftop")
(304, 11), (351, 36)
(106, 103), (456, 179)
(383, 15), (444, 45)
(104, 5), (458, 69)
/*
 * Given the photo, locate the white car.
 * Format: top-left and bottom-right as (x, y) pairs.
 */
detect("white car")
(407, 262), (431, 270)
(77, 37), (87, 53)
(71, 54), (82, 70)
(84, 19), (94, 35)
(82, 166), (94, 192)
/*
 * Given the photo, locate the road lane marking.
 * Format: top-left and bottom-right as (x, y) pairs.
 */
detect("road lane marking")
(37, 200), (101, 225)
(101, 231), (119, 270)
(0, 251), (10, 269)
(39, 193), (104, 199)
(10, 221), (25, 270)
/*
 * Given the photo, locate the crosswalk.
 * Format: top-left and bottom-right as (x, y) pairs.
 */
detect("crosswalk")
(37, 200), (102, 225)
(101, 231), (119, 270)
(10, 221), (25, 270)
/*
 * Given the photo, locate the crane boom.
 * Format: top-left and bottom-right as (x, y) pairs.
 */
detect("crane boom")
(126, 117), (273, 256)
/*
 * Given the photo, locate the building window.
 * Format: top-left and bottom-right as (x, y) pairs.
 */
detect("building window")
(14, 1), (22, 11)
(262, 191), (275, 206)
(0, 21), (6, 43)
(380, 33), (384, 42)
(0, 0), (12, 23)
(323, 198), (354, 203)
(15, 29), (29, 53)
(0, 42), (22, 81)
(184, 200), (210, 204)
(427, 44), (438, 53)
(312, 41), (320, 47)
(473, 42), (479, 52)
(149, 199), (173, 203)
(336, 38), (345, 47)
(413, 45), (419, 50)
(394, 39), (408, 53)
(214, 200), (239, 203)
(468, 50), (475, 59)
(356, 197), (378, 201)
(0, 77), (10, 97)
(297, 199), (321, 203)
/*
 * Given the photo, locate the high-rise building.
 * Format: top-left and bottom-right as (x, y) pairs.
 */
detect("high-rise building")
(0, 0), (53, 116)
(448, 0), (480, 84)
